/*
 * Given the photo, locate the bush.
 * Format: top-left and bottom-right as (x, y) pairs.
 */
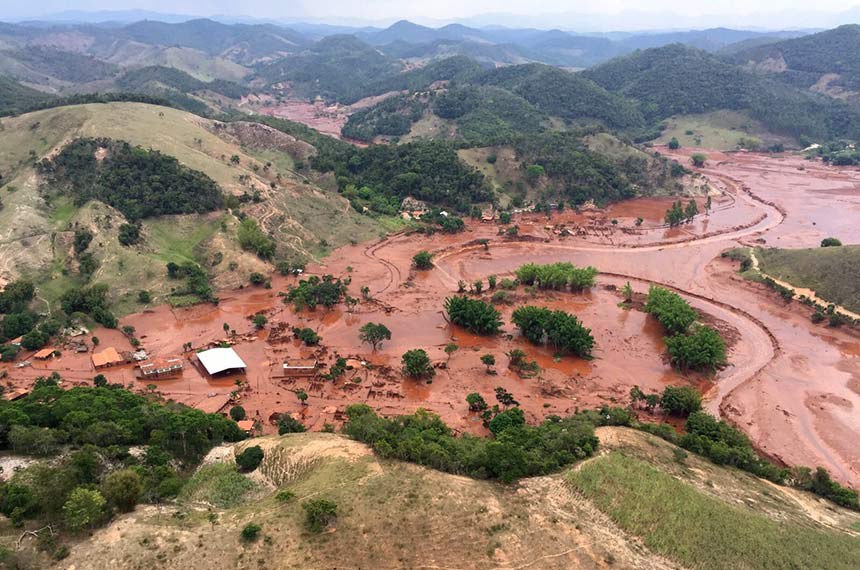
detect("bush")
(117, 223), (141, 246)
(444, 296), (502, 335)
(466, 392), (488, 412)
(101, 469), (142, 513)
(241, 523), (262, 541)
(660, 386), (703, 416)
(277, 414), (306, 434)
(293, 327), (320, 346)
(665, 325), (727, 371)
(644, 286), (696, 335)
(303, 499), (338, 533)
(252, 314), (267, 329)
(275, 490), (295, 503)
(515, 262), (598, 291)
(511, 305), (594, 358)
(249, 272), (266, 285)
(412, 251), (433, 270)
(402, 349), (434, 379)
(230, 406), (246, 421)
(235, 445), (264, 472)
(820, 237), (842, 247)
(137, 290), (151, 304)
(62, 488), (106, 531)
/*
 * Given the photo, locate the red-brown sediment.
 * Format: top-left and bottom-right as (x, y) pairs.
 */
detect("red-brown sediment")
(4, 146), (860, 486)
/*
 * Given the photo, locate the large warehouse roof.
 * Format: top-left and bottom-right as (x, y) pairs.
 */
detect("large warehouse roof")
(197, 347), (247, 375)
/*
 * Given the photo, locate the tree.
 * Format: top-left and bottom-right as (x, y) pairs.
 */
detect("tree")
(644, 286), (696, 335)
(487, 275), (497, 289)
(359, 322), (391, 350)
(117, 223), (141, 246)
(494, 387), (518, 408)
(489, 407), (525, 435)
(660, 385), (703, 416)
(444, 296), (502, 335)
(466, 393), (488, 412)
(252, 314), (267, 329)
(668, 137), (680, 150)
(241, 523), (261, 541)
(296, 389), (309, 406)
(480, 353), (496, 372)
(402, 349), (434, 379)
(249, 272), (266, 285)
(63, 488), (106, 531)
(235, 445), (264, 472)
(473, 280), (483, 294)
(684, 200), (699, 221)
(101, 469), (142, 513)
(230, 406), (246, 421)
(444, 343), (458, 362)
(525, 164), (545, 185)
(691, 153), (707, 167)
(621, 282), (633, 303)
(412, 251), (433, 270)
(821, 237), (842, 247)
(93, 374), (107, 387)
(137, 290), (151, 304)
(665, 325), (727, 371)
(499, 211), (512, 224)
(303, 499), (337, 533)
(278, 414), (306, 434)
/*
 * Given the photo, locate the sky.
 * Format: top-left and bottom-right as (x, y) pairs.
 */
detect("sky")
(6, 0), (860, 30)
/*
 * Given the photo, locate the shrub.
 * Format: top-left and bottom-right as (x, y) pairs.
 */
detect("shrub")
(101, 469), (142, 513)
(820, 237), (842, 247)
(277, 414), (306, 434)
(293, 327), (320, 346)
(402, 349), (434, 379)
(303, 499), (338, 533)
(466, 393), (488, 412)
(644, 286), (696, 335)
(241, 523), (261, 541)
(691, 153), (707, 167)
(511, 305), (594, 358)
(660, 386), (703, 417)
(62, 488), (106, 531)
(515, 262), (597, 291)
(235, 445), (264, 472)
(412, 251), (433, 270)
(137, 290), (151, 304)
(230, 406), (246, 421)
(117, 223), (141, 246)
(444, 296), (502, 335)
(276, 489), (296, 502)
(249, 272), (265, 285)
(252, 314), (267, 329)
(665, 325), (727, 371)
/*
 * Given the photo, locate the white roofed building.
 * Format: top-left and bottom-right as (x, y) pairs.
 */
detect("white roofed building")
(196, 347), (247, 377)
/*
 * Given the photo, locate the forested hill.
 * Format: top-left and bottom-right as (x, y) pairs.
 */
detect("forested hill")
(0, 76), (54, 115)
(583, 44), (860, 141)
(726, 25), (860, 92)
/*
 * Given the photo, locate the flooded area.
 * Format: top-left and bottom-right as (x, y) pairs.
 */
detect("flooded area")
(5, 145), (860, 486)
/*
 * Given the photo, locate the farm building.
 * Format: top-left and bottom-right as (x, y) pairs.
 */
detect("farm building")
(32, 348), (57, 360)
(281, 358), (318, 377)
(236, 420), (255, 433)
(92, 347), (124, 369)
(139, 357), (184, 379)
(196, 347), (246, 377)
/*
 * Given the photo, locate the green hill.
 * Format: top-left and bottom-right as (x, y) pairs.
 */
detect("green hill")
(0, 76), (54, 115)
(756, 245), (860, 313)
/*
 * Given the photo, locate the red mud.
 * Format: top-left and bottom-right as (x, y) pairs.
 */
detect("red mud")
(4, 146), (860, 486)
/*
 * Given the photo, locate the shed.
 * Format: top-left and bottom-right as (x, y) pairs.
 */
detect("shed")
(282, 358), (318, 377)
(197, 347), (246, 376)
(236, 420), (255, 433)
(32, 348), (57, 360)
(93, 347), (124, 369)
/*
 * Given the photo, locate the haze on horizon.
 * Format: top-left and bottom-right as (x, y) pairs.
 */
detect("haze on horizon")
(7, 0), (860, 31)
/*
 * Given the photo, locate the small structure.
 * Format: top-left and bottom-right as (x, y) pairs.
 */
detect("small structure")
(139, 357), (184, 379)
(32, 348), (57, 360)
(196, 347), (247, 377)
(4, 388), (29, 401)
(236, 420), (255, 433)
(281, 358), (318, 378)
(93, 347), (124, 369)
(132, 350), (149, 362)
(8, 336), (22, 347)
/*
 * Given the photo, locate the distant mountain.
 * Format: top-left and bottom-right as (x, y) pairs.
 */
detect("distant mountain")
(618, 28), (805, 52)
(727, 25), (860, 95)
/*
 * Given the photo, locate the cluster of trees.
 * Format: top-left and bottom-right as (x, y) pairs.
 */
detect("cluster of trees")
(342, 404), (598, 482)
(285, 275), (347, 311)
(664, 199), (699, 227)
(630, 385), (703, 417)
(644, 286), (726, 371)
(0, 280), (42, 356)
(38, 138), (223, 222)
(444, 296), (502, 335)
(402, 349), (434, 379)
(165, 261), (216, 304)
(237, 218), (276, 259)
(515, 262), (598, 291)
(60, 283), (118, 329)
(0, 374), (245, 537)
(341, 94), (424, 141)
(511, 306), (594, 358)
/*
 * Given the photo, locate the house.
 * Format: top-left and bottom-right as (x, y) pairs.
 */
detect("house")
(4, 388), (29, 401)
(8, 336), (22, 347)
(281, 358), (318, 378)
(139, 357), (184, 379)
(92, 347), (124, 369)
(32, 348), (57, 360)
(196, 347), (247, 377)
(236, 420), (255, 433)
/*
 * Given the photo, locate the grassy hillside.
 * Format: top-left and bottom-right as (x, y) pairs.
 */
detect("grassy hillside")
(40, 428), (860, 569)
(654, 110), (795, 151)
(0, 102), (387, 313)
(756, 245), (860, 313)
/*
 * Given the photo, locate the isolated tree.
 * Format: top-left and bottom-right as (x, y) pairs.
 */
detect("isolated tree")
(402, 349), (434, 379)
(345, 295), (358, 313)
(230, 406), (246, 421)
(821, 237), (842, 247)
(621, 282), (634, 304)
(296, 389), (309, 406)
(235, 445), (264, 472)
(660, 385), (703, 416)
(412, 251), (433, 270)
(494, 386), (518, 408)
(252, 314), (267, 329)
(481, 353), (496, 373)
(691, 153), (707, 167)
(63, 488), (106, 531)
(668, 137), (680, 150)
(278, 414), (306, 434)
(359, 322), (391, 350)
(303, 499), (337, 533)
(466, 392), (488, 412)
(444, 343), (458, 362)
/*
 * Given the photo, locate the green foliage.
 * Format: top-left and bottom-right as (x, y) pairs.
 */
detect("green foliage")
(60, 284), (118, 328)
(444, 296), (502, 335)
(691, 153), (708, 167)
(343, 404), (598, 483)
(466, 393), (488, 412)
(286, 275), (346, 310)
(181, 463), (255, 508)
(101, 469), (142, 513)
(665, 325), (727, 371)
(790, 466), (859, 510)
(644, 286), (697, 335)
(303, 498), (338, 533)
(276, 489), (296, 502)
(412, 250), (433, 270)
(667, 137), (680, 149)
(235, 446), (264, 472)
(358, 322), (392, 350)
(277, 414), (307, 434)
(0, 76), (54, 116)
(73, 228), (93, 255)
(249, 272), (266, 285)
(252, 314), (268, 329)
(165, 261), (215, 304)
(63, 488), (106, 531)
(292, 327), (320, 346)
(402, 349), (434, 379)
(821, 237), (842, 247)
(488, 407), (525, 435)
(660, 386), (703, 416)
(241, 522), (262, 542)
(229, 406), (246, 421)
(39, 138), (223, 222)
(237, 218), (276, 260)
(664, 199), (698, 226)
(511, 305), (594, 358)
(515, 262), (598, 291)
(342, 94), (424, 141)
(118, 223), (141, 246)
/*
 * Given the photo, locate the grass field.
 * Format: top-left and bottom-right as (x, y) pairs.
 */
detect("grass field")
(757, 245), (860, 313)
(655, 110), (794, 151)
(569, 451), (860, 570)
